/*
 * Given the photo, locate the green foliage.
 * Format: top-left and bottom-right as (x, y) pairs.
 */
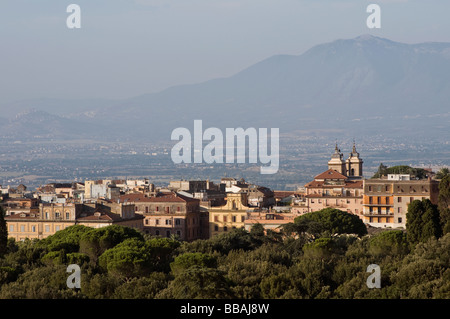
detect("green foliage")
(438, 175), (450, 234)
(79, 225), (144, 264)
(170, 252), (217, 275)
(0, 265), (82, 299)
(406, 199), (442, 246)
(372, 164), (428, 179)
(98, 238), (152, 279)
(294, 208), (368, 237)
(0, 266), (19, 285)
(158, 266), (235, 299)
(435, 167), (450, 180)
(0, 206), (8, 257)
(0, 220), (448, 299)
(113, 272), (170, 299)
(368, 230), (409, 257)
(37, 225), (91, 254)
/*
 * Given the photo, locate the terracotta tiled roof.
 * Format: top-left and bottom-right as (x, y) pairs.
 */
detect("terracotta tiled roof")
(314, 169), (348, 180)
(119, 192), (198, 203)
(305, 180), (363, 189)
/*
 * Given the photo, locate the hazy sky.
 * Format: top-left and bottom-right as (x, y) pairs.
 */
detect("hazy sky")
(1, 0), (450, 104)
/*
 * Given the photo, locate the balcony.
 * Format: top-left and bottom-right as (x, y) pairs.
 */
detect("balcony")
(363, 211), (394, 217)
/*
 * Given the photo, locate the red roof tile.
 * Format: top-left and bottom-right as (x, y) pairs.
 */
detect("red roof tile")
(314, 169), (348, 180)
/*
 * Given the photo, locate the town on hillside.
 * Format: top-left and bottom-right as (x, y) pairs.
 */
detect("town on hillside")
(1, 143), (444, 242)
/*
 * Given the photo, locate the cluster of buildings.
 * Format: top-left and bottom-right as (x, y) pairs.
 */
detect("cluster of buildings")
(1, 143), (441, 242)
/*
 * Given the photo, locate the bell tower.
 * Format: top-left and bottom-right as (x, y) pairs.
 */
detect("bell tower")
(328, 143), (347, 175)
(346, 141), (363, 179)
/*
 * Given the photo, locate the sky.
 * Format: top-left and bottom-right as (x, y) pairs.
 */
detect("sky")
(1, 0), (450, 105)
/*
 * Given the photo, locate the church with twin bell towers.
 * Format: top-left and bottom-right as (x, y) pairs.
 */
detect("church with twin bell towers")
(327, 142), (363, 179)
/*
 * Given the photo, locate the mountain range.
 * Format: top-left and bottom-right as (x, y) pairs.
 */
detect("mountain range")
(2, 34), (449, 142)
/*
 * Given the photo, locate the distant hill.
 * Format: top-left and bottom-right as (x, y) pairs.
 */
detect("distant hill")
(1, 34), (450, 142)
(0, 109), (103, 140)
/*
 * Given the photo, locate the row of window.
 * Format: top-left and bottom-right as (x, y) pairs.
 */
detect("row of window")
(9, 224), (62, 233)
(145, 218), (182, 225)
(138, 206), (194, 213)
(310, 198), (360, 204)
(42, 211), (72, 220)
(368, 217), (403, 224)
(367, 185), (429, 193)
(367, 196), (428, 204)
(213, 215), (245, 223)
(213, 225), (244, 232)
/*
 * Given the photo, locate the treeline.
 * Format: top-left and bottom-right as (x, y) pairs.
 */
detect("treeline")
(0, 204), (449, 299)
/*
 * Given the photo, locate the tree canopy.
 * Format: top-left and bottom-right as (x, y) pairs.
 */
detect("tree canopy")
(0, 215), (449, 299)
(371, 164), (429, 179)
(292, 208), (368, 237)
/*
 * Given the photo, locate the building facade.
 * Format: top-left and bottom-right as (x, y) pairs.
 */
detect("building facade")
(363, 176), (439, 228)
(303, 144), (364, 218)
(120, 192), (207, 241)
(5, 202), (143, 241)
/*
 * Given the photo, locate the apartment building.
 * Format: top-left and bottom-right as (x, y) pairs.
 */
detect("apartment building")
(120, 192), (208, 241)
(362, 175), (439, 228)
(5, 201), (143, 241)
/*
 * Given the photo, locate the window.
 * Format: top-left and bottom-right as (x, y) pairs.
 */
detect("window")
(175, 219), (181, 225)
(9, 225), (14, 232)
(398, 217), (402, 223)
(145, 219), (149, 225)
(20, 225), (25, 232)
(241, 216), (245, 222)
(55, 226), (60, 232)
(398, 207), (402, 213)
(31, 226), (36, 232)
(398, 197), (402, 203)
(155, 230), (160, 236)
(223, 216), (227, 222)
(55, 211), (60, 218)
(155, 219), (159, 225)
(223, 226), (228, 232)
(214, 225), (218, 231)
(368, 186), (372, 192)
(66, 212), (70, 219)
(232, 216), (236, 222)
(176, 230), (181, 237)
(177, 206), (181, 212)
(214, 216), (219, 222)
(166, 230), (171, 238)
(165, 219), (172, 225)
(45, 225), (50, 232)
(145, 207), (148, 213)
